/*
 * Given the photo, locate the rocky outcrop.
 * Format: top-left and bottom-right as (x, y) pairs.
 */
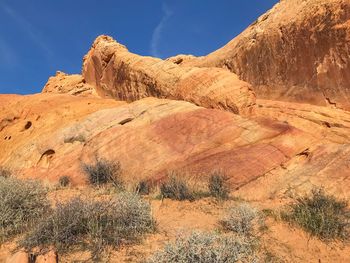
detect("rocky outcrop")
(42, 71), (97, 97)
(82, 35), (256, 114)
(176, 0), (350, 110)
(1, 92), (350, 199)
(253, 99), (350, 144)
(0, 93), (316, 189)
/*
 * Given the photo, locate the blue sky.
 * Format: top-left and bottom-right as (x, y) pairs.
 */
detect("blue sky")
(0, 0), (278, 94)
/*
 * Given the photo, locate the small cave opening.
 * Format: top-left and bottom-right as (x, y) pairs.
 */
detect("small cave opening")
(37, 149), (56, 168)
(24, 121), (32, 130)
(29, 253), (37, 263)
(119, 117), (134, 125)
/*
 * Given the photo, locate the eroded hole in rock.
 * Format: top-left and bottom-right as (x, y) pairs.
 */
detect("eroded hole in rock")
(173, 58), (183, 64)
(323, 121), (331, 128)
(37, 149), (56, 168)
(29, 254), (36, 263)
(119, 117), (134, 125)
(297, 148), (310, 158)
(24, 121), (32, 130)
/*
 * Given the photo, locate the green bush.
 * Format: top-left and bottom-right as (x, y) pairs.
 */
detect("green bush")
(220, 203), (259, 236)
(58, 176), (70, 187)
(82, 158), (123, 187)
(0, 177), (50, 242)
(147, 232), (258, 263)
(208, 171), (229, 200)
(283, 188), (350, 240)
(160, 172), (194, 201)
(20, 192), (155, 258)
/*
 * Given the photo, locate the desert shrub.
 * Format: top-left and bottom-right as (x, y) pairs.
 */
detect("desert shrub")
(282, 188), (350, 240)
(135, 180), (151, 195)
(0, 177), (50, 242)
(20, 192), (155, 258)
(160, 172), (194, 201)
(58, 176), (70, 187)
(220, 203), (259, 236)
(263, 251), (284, 263)
(63, 134), (86, 144)
(82, 158), (123, 188)
(208, 171), (229, 200)
(0, 167), (11, 178)
(147, 232), (258, 263)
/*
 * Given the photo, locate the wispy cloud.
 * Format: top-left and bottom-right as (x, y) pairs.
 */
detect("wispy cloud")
(150, 3), (173, 58)
(0, 39), (18, 68)
(1, 3), (53, 58)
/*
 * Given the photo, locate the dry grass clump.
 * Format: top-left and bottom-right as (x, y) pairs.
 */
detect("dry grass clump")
(147, 231), (258, 263)
(82, 158), (123, 188)
(20, 192), (155, 259)
(208, 170), (230, 200)
(0, 177), (49, 242)
(135, 180), (151, 195)
(220, 203), (260, 236)
(58, 176), (70, 187)
(0, 167), (11, 178)
(282, 188), (350, 241)
(160, 172), (194, 201)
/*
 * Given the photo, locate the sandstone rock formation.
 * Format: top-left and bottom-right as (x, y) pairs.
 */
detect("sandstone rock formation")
(82, 35), (255, 114)
(175, 0), (350, 110)
(2, 0), (350, 261)
(1, 92), (350, 199)
(42, 71), (97, 97)
(5, 251), (28, 263)
(0, 94), (314, 189)
(2, 0), (350, 197)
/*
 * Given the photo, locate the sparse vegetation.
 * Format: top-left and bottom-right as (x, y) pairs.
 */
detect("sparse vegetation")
(147, 231), (258, 263)
(160, 172), (194, 201)
(208, 170), (229, 200)
(0, 177), (50, 242)
(63, 134), (86, 144)
(0, 167), (11, 178)
(135, 180), (151, 195)
(58, 175), (70, 187)
(282, 188), (350, 240)
(263, 251), (285, 263)
(82, 158), (123, 188)
(220, 203), (259, 236)
(20, 192), (155, 259)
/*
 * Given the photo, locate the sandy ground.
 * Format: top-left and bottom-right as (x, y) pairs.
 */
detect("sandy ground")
(1, 186), (349, 263)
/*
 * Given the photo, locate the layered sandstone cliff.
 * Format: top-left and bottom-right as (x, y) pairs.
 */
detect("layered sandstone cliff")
(175, 0), (350, 109)
(81, 35), (256, 114)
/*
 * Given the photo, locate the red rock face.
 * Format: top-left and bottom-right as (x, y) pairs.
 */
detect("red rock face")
(177, 0), (350, 110)
(42, 71), (97, 97)
(0, 94), (316, 189)
(82, 36), (256, 114)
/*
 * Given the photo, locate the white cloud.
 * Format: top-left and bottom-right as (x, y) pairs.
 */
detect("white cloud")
(1, 3), (53, 58)
(0, 39), (18, 68)
(150, 3), (173, 58)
